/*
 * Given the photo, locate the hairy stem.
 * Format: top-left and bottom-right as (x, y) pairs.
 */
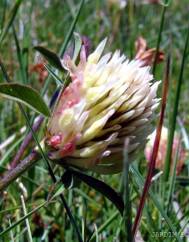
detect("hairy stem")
(0, 151), (39, 191)
(10, 117), (44, 168)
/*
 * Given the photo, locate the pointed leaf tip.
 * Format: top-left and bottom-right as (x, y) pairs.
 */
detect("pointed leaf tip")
(0, 83), (50, 117)
(34, 46), (64, 70)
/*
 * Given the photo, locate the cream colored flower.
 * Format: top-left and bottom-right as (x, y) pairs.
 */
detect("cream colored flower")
(46, 38), (160, 174)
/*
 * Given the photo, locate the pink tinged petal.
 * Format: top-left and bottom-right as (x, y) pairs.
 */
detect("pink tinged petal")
(56, 81), (83, 114)
(49, 134), (62, 148)
(61, 54), (77, 74)
(81, 36), (92, 57)
(145, 146), (152, 161)
(78, 45), (87, 67)
(60, 140), (76, 157)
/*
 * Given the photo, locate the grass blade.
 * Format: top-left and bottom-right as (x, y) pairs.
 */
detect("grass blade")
(12, 26), (27, 84)
(0, 200), (47, 237)
(166, 135), (181, 213)
(44, 64), (63, 85)
(131, 164), (182, 242)
(0, 0), (22, 45)
(122, 139), (132, 241)
(0, 0), (7, 31)
(163, 26), (189, 181)
(59, 0), (85, 57)
(88, 211), (120, 242)
(20, 195), (33, 242)
(152, 0), (170, 75)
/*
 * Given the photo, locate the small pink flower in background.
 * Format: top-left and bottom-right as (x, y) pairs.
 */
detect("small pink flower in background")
(145, 126), (186, 174)
(135, 36), (164, 67)
(46, 38), (160, 174)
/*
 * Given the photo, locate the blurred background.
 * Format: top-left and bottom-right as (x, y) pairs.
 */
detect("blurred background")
(0, 1), (189, 241)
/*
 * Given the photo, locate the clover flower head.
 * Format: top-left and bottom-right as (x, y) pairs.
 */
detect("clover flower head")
(46, 38), (160, 174)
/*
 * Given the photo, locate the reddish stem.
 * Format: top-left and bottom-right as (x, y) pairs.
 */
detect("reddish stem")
(10, 116), (44, 168)
(0, 151), (39, 191)
(132, 56), (170, 239)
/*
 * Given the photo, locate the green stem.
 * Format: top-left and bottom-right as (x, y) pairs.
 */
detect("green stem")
(123, 139), (132, 242)
(152, 1), (169, 75)
(163, 26), (189, 181)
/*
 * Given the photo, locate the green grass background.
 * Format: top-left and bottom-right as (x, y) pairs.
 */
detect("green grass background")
(0, 0), (189, 241)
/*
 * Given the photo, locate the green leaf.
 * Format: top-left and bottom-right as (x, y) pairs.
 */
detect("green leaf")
(34, 46), (63, 70)
(0, 0), (23, 44)
(0, 83), (50, 117)
(64, 169), (124, 215)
